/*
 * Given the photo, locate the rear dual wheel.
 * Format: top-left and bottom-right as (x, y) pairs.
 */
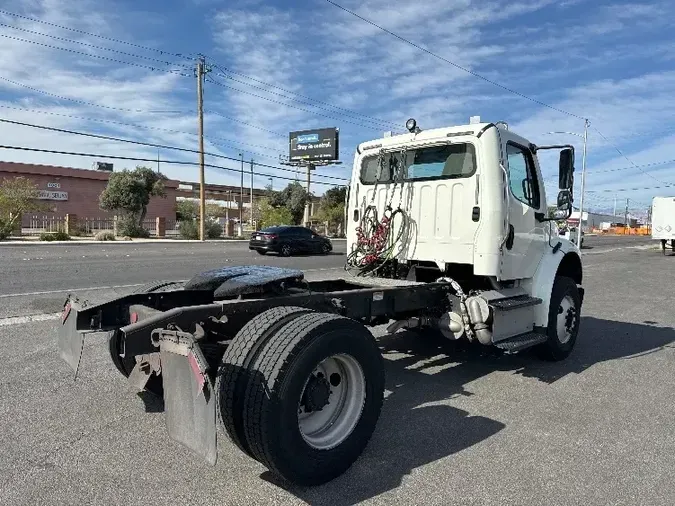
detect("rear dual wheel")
(216, 308), (385, 486)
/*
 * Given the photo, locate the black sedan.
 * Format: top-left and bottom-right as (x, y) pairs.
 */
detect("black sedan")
(249, 225), (333, 256)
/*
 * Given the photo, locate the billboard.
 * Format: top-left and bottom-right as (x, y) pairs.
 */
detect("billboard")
(289, 127), (339, 163)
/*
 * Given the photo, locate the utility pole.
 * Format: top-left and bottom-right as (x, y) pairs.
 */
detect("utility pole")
(239, 153), (244, 237)
(576, 118), (589, 247)
(613, 195), (617, 216)
(303, 163), (314, 226)
(196, 55), (210, 241)
(249, 159), (254, 230)
(624, 198), (629, 233)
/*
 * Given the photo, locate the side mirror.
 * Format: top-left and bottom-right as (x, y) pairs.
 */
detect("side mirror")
(552, 190), (572, 220)
(559, 148), (575, 190)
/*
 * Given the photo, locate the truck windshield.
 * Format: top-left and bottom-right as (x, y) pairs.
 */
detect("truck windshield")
(360, 143), (476, 184)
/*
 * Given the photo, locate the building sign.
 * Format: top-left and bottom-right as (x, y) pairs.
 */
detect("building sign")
(289, 127), (339, 163)
(46, 182), (61, 188)
(37, 190), (68, 201)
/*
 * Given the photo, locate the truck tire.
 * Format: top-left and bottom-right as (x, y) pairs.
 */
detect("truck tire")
(537, 276), (581, 361)
(242, 312), (385, 486)
(216, 306), (315, 459)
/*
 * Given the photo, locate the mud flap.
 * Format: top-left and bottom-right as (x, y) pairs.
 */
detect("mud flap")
(153, 329), (217, 466)
(57, 298), (85, 377)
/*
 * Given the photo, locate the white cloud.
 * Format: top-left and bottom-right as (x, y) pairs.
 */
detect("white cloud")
(1, 0), (674, 205)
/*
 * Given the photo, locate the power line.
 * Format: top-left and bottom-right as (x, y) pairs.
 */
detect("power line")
(543, 156), (675, 180)
(0, 8), (192, 58)
(0, 117), (348, 182)
(0, 33), (192, 77)
(0, 104), (285, 158)
(0, 22), (192, 69)
(592, 126), (674, 185)
(1, 11), (399, 137)
(591, 158), (675, 175)
(0, 143), (343, 186)
(324, 0), (585, 121)
(587, 184), (675, 193)
(205, 110), (287, 138)
(212, 63), (401, 131)
(206, 75), (390, 131)
(0, 74), (289, 140)
(0, 76), (186, 114)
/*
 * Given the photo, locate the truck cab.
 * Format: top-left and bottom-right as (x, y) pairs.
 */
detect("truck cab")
(346, 119), (583, 353)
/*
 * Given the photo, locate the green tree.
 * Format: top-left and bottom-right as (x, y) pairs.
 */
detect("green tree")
(177, 200), (228, 222)
(315, 186), (347, 231)
(268, 181), (309, 224)
(176, 200), (199, 221)
(0, 176), (46, 239)
(99, 166), (166, 225)
(257, 197), (294, 229)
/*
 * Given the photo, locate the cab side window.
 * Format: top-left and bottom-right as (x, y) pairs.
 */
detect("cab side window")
(506, 143), (541, 209)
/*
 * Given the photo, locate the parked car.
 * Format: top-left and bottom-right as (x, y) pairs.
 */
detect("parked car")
(249, 225), (333, 256)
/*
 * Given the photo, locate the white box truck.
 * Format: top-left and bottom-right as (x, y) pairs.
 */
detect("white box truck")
(651, 196), (675, 255)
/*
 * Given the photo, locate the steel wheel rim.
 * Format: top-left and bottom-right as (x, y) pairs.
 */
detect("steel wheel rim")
(298, 353), (366, 450)
(282, 245), (291, 256)
(556, 295), (576, 344)
(322, 243), (330, 253)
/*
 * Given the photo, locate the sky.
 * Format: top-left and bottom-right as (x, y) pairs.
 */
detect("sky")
(0, 0), (674, 217)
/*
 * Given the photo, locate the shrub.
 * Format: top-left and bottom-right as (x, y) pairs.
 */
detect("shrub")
(40, 231), (70, 241)
(178, 220), (199, 240)
(178, 219), (223, 240)
(206, 220), (223, 239)
(94, 230), (116, 241)
(117, 216), (150, 238)
(0, 219), (11, 240)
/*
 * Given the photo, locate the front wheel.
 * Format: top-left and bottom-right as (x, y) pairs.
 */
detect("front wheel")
(536, 276), (581, 361)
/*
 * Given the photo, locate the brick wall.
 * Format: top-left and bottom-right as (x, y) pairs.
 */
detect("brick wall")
(0, 162), (178, 225)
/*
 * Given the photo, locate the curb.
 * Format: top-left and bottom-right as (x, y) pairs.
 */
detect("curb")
(0, 238), (348, 246)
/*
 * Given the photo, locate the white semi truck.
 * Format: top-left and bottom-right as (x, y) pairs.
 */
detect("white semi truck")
(651, 196), (675, 254)
(57, 119), (583, 486)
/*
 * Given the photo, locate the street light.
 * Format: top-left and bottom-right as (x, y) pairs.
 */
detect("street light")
(544, 119), (589, 247)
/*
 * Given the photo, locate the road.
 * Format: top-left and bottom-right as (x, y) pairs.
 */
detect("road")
(0, 240), (347, 319)
(0, 235), (673, 505)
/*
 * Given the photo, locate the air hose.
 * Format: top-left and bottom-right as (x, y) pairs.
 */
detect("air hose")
(345, 204), (411, 276)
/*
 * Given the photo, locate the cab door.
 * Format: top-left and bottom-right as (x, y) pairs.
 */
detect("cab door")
(500, 140), (548, 281)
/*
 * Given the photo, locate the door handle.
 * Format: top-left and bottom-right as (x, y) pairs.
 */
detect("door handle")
(506, 224), (515, 250)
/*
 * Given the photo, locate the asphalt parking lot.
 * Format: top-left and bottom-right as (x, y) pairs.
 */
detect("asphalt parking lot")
(0, 237), (673, 505)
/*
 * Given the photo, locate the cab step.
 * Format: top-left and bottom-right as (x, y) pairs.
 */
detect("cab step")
(493, 332), (548, 353)
(490, 295), (542, 311)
